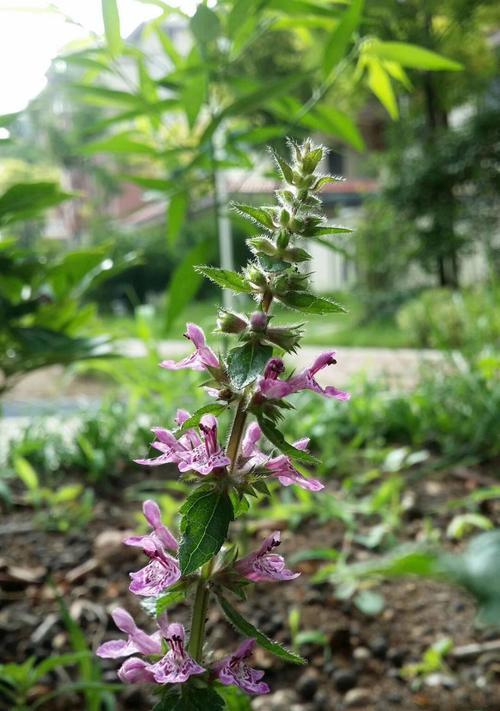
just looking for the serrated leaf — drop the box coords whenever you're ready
[179,488,234,575]
[257,415,319,465]
[217,594,305,665]
[195,266,252,294]
[178,404,228,432]
[153,685,225,711]
[227,342,273,389]
[278,291,346,315]
[232,203,275,230]
[270,149,294,183]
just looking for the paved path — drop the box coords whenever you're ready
[1,340,447,418]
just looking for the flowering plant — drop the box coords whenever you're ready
[97,140,351,709]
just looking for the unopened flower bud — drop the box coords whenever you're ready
[280,209,290,226]
[250,311,267,332]
[276,230,290,249]
[216,309,248,334]
[245,265,267,288]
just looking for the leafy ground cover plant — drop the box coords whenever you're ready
[95,140,352,708]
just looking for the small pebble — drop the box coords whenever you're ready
[333,668,357,692]
[296,670,319,700]
[344,688,372,707]
[353,646,371,661]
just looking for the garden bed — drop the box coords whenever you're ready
[1,463,500,711]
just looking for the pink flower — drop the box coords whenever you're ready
[124,499,178,552]
[177,414,231,476]
[148,623,205,684]
[96,608,162,659]
[135,413,230,477]
[118,657,156,683]
[240,423,324,491]
[259,352,350,401]
[215,639,269,695]
[126,536,181,597]
[114,620,204,686]
[235,531,299,582]
[160,323,219,372]
[267,438,324,491]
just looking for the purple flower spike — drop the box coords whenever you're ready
[236,531,299,582]
[118,657,156,684]
[177,414,231,476]
[160,323,219,372]
[96,607,162,659]
[259,351,350,401]
[148,623,205,684]
[215,639,270,695]
[127,537,181,597]
[134,427,183,467]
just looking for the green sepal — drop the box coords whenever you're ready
[153,684,225,711]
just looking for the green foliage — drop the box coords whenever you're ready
[0,234,138,394]
[396,287,500,352]
[216,593,306,665]
[179,487,234,575]
[227,342,273,389]
[195,267,252,294]
[278,291,346,314]
[0,181,71,227]
[154,684,225,711]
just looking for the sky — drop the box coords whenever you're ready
[0,1,196,115]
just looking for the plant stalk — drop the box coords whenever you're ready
[188,560,213,662]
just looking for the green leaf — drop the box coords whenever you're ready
[270,149,294,183]
[190,4,220,46]
[178,404,228,432]
[101,0,122,57]
[278,291,346,314]
[302,147,323,174]
[153,685,225,711]
[0,182,71,227]
[217,594,306,665]
[195,266,252,294]
[227,342,273,389]
[257,415,319,465]
[179,487,234,575]
[367,60,398,119]
[14,457,39,492]
[353,590,385,616]
[300,107,364,151]
[167,192,188,247]
[370,41,463,72]
[232,203,275,230]
[165,240,213,334]
[323,0,364,75]
[310,225,353,236]
[156,589,188,616]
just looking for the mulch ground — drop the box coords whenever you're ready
[1,463,500,711]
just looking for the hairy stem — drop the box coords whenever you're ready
[226,396,248,474]
[188,560,212,662]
